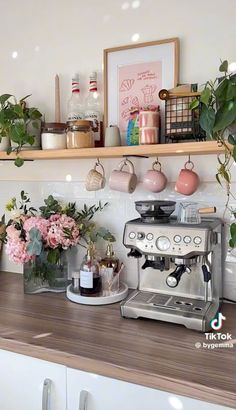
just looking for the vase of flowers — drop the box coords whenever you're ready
[23,250,68,293]
[2,192,115,294]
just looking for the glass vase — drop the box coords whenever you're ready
[23,251,68,294]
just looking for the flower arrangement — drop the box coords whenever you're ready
[2,192,115,293]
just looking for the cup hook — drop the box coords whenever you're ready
[184,154,194,170]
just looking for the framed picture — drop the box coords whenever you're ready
[103,38,179,142]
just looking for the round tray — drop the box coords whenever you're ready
[66,282,129,305]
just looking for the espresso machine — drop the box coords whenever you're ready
[121,201,223,331]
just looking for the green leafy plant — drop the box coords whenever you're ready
[0,94,42,167]
[191,60,236,247]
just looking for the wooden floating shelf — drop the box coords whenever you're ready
[0,141,227,161]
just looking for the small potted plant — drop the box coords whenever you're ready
[191,60,236,247]
[0,94,42,167]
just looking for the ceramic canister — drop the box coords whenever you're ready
[139,127,159,145]
[139,110,159,128]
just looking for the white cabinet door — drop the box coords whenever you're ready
[0,349,66,410]
[67,367,233,410]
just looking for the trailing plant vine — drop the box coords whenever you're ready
[191,60,236,247]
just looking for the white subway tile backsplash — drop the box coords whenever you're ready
[0,156,236,295]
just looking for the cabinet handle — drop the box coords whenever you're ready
[42,378,52,410]
[79,390,88,410]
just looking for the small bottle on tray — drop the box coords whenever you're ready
[79,245,101,296]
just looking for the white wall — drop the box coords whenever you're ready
[0,0,236,299]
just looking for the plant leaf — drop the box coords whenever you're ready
[47,248,60,264]
[19,94,31,103]
[216,173,222,186]
[26,227,42,256]
[14,157,24,167]
[200,87,211,106]
[189,99,199,110]
[213,100,236,132]
[0,94,12,106]
[199,106,215,136]
[229,223,236,248]
[219,60,228,73]
[233,146,236,162]
[228,134,236,145]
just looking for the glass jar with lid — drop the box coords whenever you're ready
[41,122,67,150]
[66,120,94,149]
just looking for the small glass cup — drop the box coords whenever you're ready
[100,267,120,296]
[177,202,201,224]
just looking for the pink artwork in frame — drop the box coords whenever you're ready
[118,61,162,133]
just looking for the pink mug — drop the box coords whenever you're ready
[143,160,167,193]
[175,161,200,196]
[109,159,137,193]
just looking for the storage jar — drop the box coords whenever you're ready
[66,120,94,149]
[41,122,67,150]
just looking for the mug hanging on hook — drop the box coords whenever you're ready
[175,157,200,196]
[85,158,106,191]
[143,157,168,193]
[109,158,137,193]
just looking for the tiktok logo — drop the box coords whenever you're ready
[210,313,226,330]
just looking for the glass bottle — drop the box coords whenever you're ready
[79,245,101,296]
[100,243,119,273]
[84,72,103,145]
[67,74,84,122]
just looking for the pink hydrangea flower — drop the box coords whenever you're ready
[24,216,50,240]
[6,225,21,240]
[5,237,32,264]
[5,212,80,265]
[46,214,80,249]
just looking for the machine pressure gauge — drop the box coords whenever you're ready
[156,236,171,251]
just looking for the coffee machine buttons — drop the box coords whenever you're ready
[146,233,154,241]
[174,235,181,243]
[129,232,136,239]
[183,236,191,244]
[137,232,145,240]
[156,236,171,251]
[194,236,202,245]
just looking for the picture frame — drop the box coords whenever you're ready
[103,38,179,143]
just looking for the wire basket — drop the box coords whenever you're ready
[159,89,206,143]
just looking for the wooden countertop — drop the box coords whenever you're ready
[0,272,235,408]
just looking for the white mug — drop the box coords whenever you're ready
[109,159,137,193]
[86,160,106,191]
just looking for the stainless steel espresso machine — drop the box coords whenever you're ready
[121,201,223,331]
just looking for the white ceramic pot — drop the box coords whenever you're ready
[0,136,10,151]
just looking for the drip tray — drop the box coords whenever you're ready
[130,291,210,316]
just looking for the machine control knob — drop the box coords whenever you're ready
[137,232,145,240]
[194,236,202,245]
[156,236,171,251]
[146,233,154,241]
[129,232,136,239]
[174,235,181,243]
[183,235,191,244]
